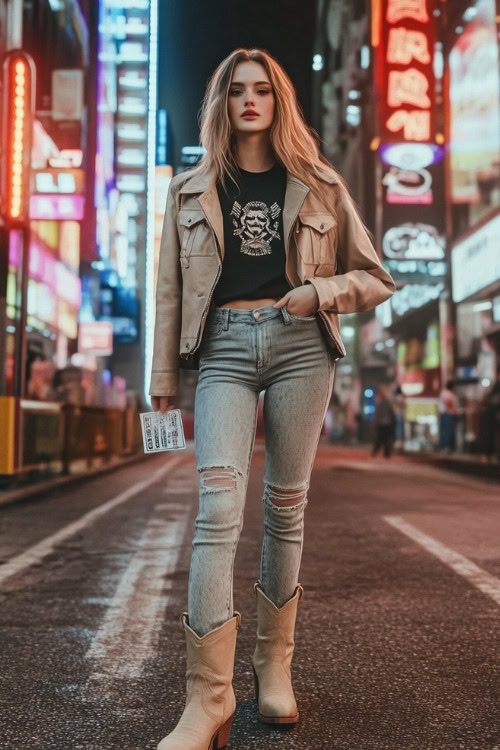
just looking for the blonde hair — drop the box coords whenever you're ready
[186,47,348,210]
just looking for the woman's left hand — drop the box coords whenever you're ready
[273,284,320,316]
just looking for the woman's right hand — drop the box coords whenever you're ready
[151,396,175,414]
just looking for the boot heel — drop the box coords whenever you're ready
[213,712,234,749]
[252,664,259,700]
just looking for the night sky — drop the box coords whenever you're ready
[158,0,318,170]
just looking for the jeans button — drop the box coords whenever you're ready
[253,310,260,320]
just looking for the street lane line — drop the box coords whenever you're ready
[383,515,500,607]
[85,501,190,680]
[0,457,185,588]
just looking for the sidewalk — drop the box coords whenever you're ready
[0,450,158,509]
[402,449,500,481]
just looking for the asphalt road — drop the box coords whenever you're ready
[0,443,499,750]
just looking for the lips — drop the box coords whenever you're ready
[242,111,259,118]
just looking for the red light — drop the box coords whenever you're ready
[387,27,431,65]
[387,68,431,109]
[386,0,429,23]
[1,51,35,225]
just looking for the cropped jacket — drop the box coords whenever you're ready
[149,165,396,397]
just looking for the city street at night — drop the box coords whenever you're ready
[0,0,499,747]
[1,443,499,750]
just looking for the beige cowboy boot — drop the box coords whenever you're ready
[251,581,303,724]
[157,611,241,750]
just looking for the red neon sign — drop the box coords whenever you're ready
[375,0,435,142]
[1,51,35,225]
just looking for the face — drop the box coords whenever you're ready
[228,60,275,135]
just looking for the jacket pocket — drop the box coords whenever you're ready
[178,208,215,264]
[296,212,337,265]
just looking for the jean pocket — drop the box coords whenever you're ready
[203,316,224,338]
[288,311,317,322]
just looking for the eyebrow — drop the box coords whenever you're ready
[230,81,271,87]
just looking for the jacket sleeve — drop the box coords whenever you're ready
[305,187,396,314]
[149,178,182,397]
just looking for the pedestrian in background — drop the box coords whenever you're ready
[149,47,395,750]
[372,385,396,458]
[439,380,457,453]
[393,385,406,452]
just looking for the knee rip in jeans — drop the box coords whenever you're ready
[265,484,308,510]
[198,466,242,493]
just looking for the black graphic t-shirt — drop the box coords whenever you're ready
[214,162,292,306]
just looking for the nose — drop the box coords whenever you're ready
[244,90,255,107]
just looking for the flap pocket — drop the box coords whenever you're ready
[298,213,336,234]
[179,208,206,228]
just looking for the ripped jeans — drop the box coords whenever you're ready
[189,302,335,636]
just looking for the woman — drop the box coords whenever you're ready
[150,48,395,750]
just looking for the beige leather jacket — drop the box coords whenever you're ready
[149,166,395,397]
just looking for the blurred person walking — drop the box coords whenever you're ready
[149,48,395,750]
[371,385,396,459]
[439,380,458,453]
[393,385,406,452]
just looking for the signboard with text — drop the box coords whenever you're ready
[373,0,437,142]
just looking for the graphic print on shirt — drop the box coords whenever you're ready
[230,200,281,256]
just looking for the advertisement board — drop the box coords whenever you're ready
[449,0,500,203]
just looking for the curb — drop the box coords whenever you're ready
[403,453,500,482]
[0,452,155,509]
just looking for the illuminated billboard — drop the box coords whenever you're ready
[449,0,500,203]
[373,0,437,142]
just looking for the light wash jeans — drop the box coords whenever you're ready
[189,302,335,636]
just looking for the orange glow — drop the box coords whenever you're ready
[2,53,33,224]
[386,0,429,24]
[387,68,431,108]
[372,0,382,47]
[385,109,431,140]
[387,27,431,64]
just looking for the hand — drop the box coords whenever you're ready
[272,284,319,316]
[151,396,176,414]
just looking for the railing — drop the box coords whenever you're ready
[0,397,144,478]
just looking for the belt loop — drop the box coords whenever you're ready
[281,303,292,326]
[222,307,229,330]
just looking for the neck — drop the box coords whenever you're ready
[233,132,276,172]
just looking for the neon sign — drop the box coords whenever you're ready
[375,0,436,142]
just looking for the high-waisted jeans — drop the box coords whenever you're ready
[189,302,335,636]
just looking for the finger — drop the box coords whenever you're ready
[159,397,169,414]
[273,292,291,308]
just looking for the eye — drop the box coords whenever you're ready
[258,89,271,95]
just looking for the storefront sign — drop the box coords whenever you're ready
[382,165,432,203]
[78,321,114,357]
[390,282,444,320]
[383,259,447,283]
[382,223,445,260]
[451,214,500,302]
[373,0,436,142]
[379,141,442,169]
[34,168,85,195]
[30,194,84,221]
[449,0,500,203]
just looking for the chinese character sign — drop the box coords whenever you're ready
[374,0,436,142]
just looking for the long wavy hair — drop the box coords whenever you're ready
[186,47,349,210]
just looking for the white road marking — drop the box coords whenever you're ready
[383,515,500,607]
[85,501,190,680]
[0,457,185,588]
